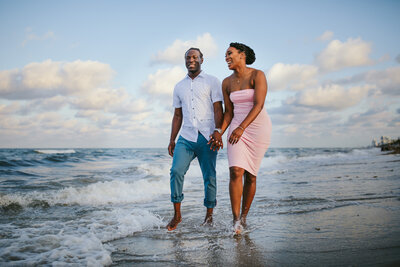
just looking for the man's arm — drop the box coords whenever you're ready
[168,108,183,157]
[213,101,223,129]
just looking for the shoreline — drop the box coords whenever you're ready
[376,138,400,154]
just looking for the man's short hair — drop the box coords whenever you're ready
[185,47,203,59]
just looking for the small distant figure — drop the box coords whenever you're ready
[166,47,223,231]
[209,42,272,234]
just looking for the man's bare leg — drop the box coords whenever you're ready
[202,207,213,225]
[166,202,182,231]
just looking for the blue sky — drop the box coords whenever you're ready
[0,0,399,148]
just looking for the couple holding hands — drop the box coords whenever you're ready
[167,43,271,234]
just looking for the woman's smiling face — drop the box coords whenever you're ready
[225,46,243,70]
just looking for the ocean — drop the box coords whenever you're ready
[0,147,399,266]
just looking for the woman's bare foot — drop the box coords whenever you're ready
[166,216,182,231]
[233,220,243,235]
[240,215,247,228]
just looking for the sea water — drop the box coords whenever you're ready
[0,147,399,266]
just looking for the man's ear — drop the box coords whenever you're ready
[200,57,204,64]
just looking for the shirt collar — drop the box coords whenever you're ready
[186,70,205,80]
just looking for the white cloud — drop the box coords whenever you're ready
[336,66,400,96]
[33,95,68,111]
[290,84,372,110]
[141,66,186,96]
[70,87,129,110]
[151,33,218,65]
[0,102,21,115]
[317,31,334,41]
[13,96,68,115]
[267,63,318,91]
[346,108,395,129]
[316,38,373,71]
[22,28,55,47]
[0,59,151,136]
[0,59,114,100]
[363,66,400,95]
[61,60,114,93]
[283,125,298,134]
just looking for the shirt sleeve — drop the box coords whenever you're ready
[211,76,223,103]
[172,85,182,108]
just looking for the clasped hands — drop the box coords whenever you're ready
[208,131,223,151]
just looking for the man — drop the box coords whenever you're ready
[167,47,223,231]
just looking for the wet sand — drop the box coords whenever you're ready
[110,197,400,266]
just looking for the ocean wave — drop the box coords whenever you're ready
[0,208,163,266]
[0,177,170,208]
[334,195,398,202]
[0,170,38,177]
[276,202,353,215]
[259,194,398,215]
[34,149,76,154]
[0,160,15,167]
[259,197,331,207]
[261,148,382,169]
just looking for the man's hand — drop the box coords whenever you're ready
[168,140,176,157]
[208,131,223,151]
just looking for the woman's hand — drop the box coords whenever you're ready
[208,131,223,151]
[229,127,244,145]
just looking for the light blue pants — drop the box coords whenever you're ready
[170,133,217,208]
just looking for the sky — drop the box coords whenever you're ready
[0,0,399,148]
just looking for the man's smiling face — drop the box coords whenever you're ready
[185,49,203,73]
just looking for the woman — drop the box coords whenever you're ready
[210,42,271,234]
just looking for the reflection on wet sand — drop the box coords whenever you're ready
[232,233,266,266]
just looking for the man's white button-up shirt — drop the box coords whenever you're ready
[173,71,222,142]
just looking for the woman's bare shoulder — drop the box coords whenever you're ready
[248,68,264,76]
[223,74,234,83]
[222,75,233,88]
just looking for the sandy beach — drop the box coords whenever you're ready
[110,187,400,267]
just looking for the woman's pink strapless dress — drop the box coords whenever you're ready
[227,89,271,176]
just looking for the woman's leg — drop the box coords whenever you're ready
[240,171,257,226]
[229,166,245,222]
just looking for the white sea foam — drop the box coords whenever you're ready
[34,149,76,154]
[262,155,289,167]
[0,208,163,266]
[137,162,171,177]
[0,177,171,207]
[266,148,380,166]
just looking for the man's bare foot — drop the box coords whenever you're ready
[201,214,213,226]
[233,220,243,235]
[166,216,182,231]
[201,208,213,226]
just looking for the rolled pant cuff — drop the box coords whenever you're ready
[204,199,217,209]
[171,194,184,203]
